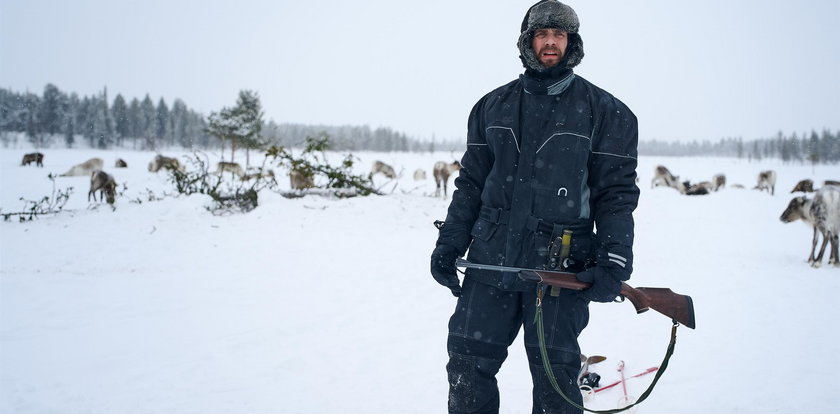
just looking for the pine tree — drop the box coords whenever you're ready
[206,90,265,166]
[64,117,75,148]
[94,88,114,149]
[40,83,64,136]
[140,95,156,149]
[171,99,191,148]
[63,92,78,148]
[26,104,39,147]
[112,94,129,146]
[156,98,170,146]
[128,98,142,147]
[808,130,820,167]
[824,129,840,162]
[231,90,265,166]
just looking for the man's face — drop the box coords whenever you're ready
[531,28,568,68]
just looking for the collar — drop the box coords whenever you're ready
[520,69,575,95]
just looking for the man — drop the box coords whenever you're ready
[430,1,640,413]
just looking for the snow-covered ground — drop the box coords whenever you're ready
[1,147,838,413]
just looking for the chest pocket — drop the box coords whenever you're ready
[531,132,591,221]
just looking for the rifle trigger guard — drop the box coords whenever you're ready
[614,295,626,303]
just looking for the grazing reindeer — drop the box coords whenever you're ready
[712,174,726,191]
[290,168,314,190]
[88,170,117,204]
[754,170,777,195]
[433,161,462,198]
[21,152,44,167]
[650,165,686,194]
[780,186,840,267]
[371,160,397,179]
[115,158,128,168]
[241,168,275,181]
[413,168,427,181]
[685,181,714,196]
[215,161,245,178]
[62,158,104,176]
[791,179,814,193]
[686,174,726,195]
[148,155,183,173]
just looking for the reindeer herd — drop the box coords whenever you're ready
[18,152,465,206]
[369,159,461,198]
[652,164,840,268]
[18,152,839,268]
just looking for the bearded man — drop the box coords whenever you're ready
[430,1,640,413]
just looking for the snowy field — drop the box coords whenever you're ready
[1,146,839,413]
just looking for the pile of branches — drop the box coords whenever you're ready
[266,133,380,198]
[2,174,73,222]
[168,152,277,214]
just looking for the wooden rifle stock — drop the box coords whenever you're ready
[455,259,696,329]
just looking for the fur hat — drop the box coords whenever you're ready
[518,0,584,71]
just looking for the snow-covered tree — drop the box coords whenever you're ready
[156,98,170,146]
[206,90,265,166]
[140,95,156,149]
[40,83,64,136]
[112,94,129,146]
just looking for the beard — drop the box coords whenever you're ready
[536,45,564,68]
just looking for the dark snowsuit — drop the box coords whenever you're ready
[437,69,640,413]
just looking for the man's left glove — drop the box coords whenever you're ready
[575,266,624,303]
[430,244,462,297]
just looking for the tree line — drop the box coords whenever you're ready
[3,84,835,162]
[0,84,212,150]
[0,84,459,153]
[640,131,840,164]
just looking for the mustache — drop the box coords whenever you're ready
[537,46,561,54]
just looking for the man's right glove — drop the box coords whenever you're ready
[575,266,624,303]
[430,244,462,297]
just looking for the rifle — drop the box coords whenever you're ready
[455,258,695,329]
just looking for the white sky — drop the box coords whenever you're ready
[2,0,838,143]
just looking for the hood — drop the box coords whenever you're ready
[517,0,585,73]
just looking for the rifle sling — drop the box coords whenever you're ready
[535,287,680,413]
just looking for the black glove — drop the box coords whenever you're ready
[575,266,623,303]
[430,244,462,297]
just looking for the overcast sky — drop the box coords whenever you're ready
[2,0,838,143]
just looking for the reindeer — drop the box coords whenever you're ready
[650,165,686,194]
[62,158,104,176]
[712,174,726,191]
[413,168,427,181]
[780,186,840,267]
[215,161,245,178]
[686,173,726,195]
[241,168,275,181]
[290,168,314,190]
[754,170,777,195]
[88,170,117,204]
[685,181,714,196]
[433,161,462,198]
[148,155,183,173]
[21,152,44,167]
[371,160,397,179]
[811,186,840,266]
[790,179,814,193]
[115,158,128,168]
